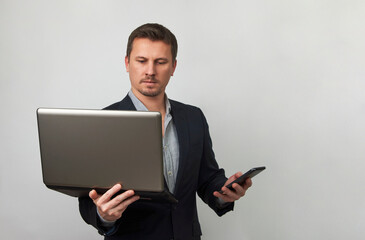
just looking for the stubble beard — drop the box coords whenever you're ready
[138,77,162,97]
[138,88,162,97]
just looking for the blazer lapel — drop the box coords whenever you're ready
[119,95,136,110]
[170,100,189,196]
[108,96,188,196]
[104,95,136,111]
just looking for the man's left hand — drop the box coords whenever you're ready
[213,172,252,202]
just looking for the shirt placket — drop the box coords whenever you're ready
[163,114,175,193]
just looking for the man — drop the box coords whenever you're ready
[79,23,252,240]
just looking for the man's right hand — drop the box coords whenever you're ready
[89,183,140,222]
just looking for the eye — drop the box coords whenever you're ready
[156,60,167,65]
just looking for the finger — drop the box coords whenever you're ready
[213,191,227,200]
[98,184,122,205]
[235,171,243,178]
[103,190,136,211]
[228,178,253,198]
[89,189,100,201]
[113,194,140,213]
[213,191,235,202]
[220,186,241,201]
[104,195,140,221]
[243,178,253,190]
[98,190,139,221]
[231,183,246,197]
[225,171,243,186]
[226,173,239,184]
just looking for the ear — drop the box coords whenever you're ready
[125,56,130,72]
[171,60,177,76]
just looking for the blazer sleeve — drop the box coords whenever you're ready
[195,109,234,216]
[79,196,133,236]
[78,96,135,236]
[78,197,115,236]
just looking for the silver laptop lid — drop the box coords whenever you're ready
[37,108,164,194]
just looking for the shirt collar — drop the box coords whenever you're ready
[128,90,172,115]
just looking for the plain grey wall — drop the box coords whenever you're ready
[1,0,365,239]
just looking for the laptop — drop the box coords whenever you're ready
[37,108,177,203]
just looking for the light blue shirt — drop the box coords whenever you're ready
[98,90,180,227]
[98,91,229,229]
[128,90,180,194]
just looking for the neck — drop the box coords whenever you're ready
[131,89,166,114]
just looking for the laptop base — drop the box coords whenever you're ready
[46,185,178,203]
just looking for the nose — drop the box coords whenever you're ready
[145,61,156,76]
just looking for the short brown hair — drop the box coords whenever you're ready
[126,23,178,63]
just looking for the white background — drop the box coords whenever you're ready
[1,0,365,239]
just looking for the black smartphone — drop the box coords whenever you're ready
[219,166,266,194]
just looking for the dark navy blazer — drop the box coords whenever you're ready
[79,95,234,240]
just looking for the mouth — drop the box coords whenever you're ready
[140,79,158,87]
[141,80,157,83]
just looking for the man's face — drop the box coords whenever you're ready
[125,38,177,98]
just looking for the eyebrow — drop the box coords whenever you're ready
[135,56,169,62]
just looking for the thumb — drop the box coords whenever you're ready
[235,171,243,178]
[226,172,243,185]
[226,174,237,185]
[89,189,99,201]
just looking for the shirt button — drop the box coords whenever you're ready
[168,171,173,176]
